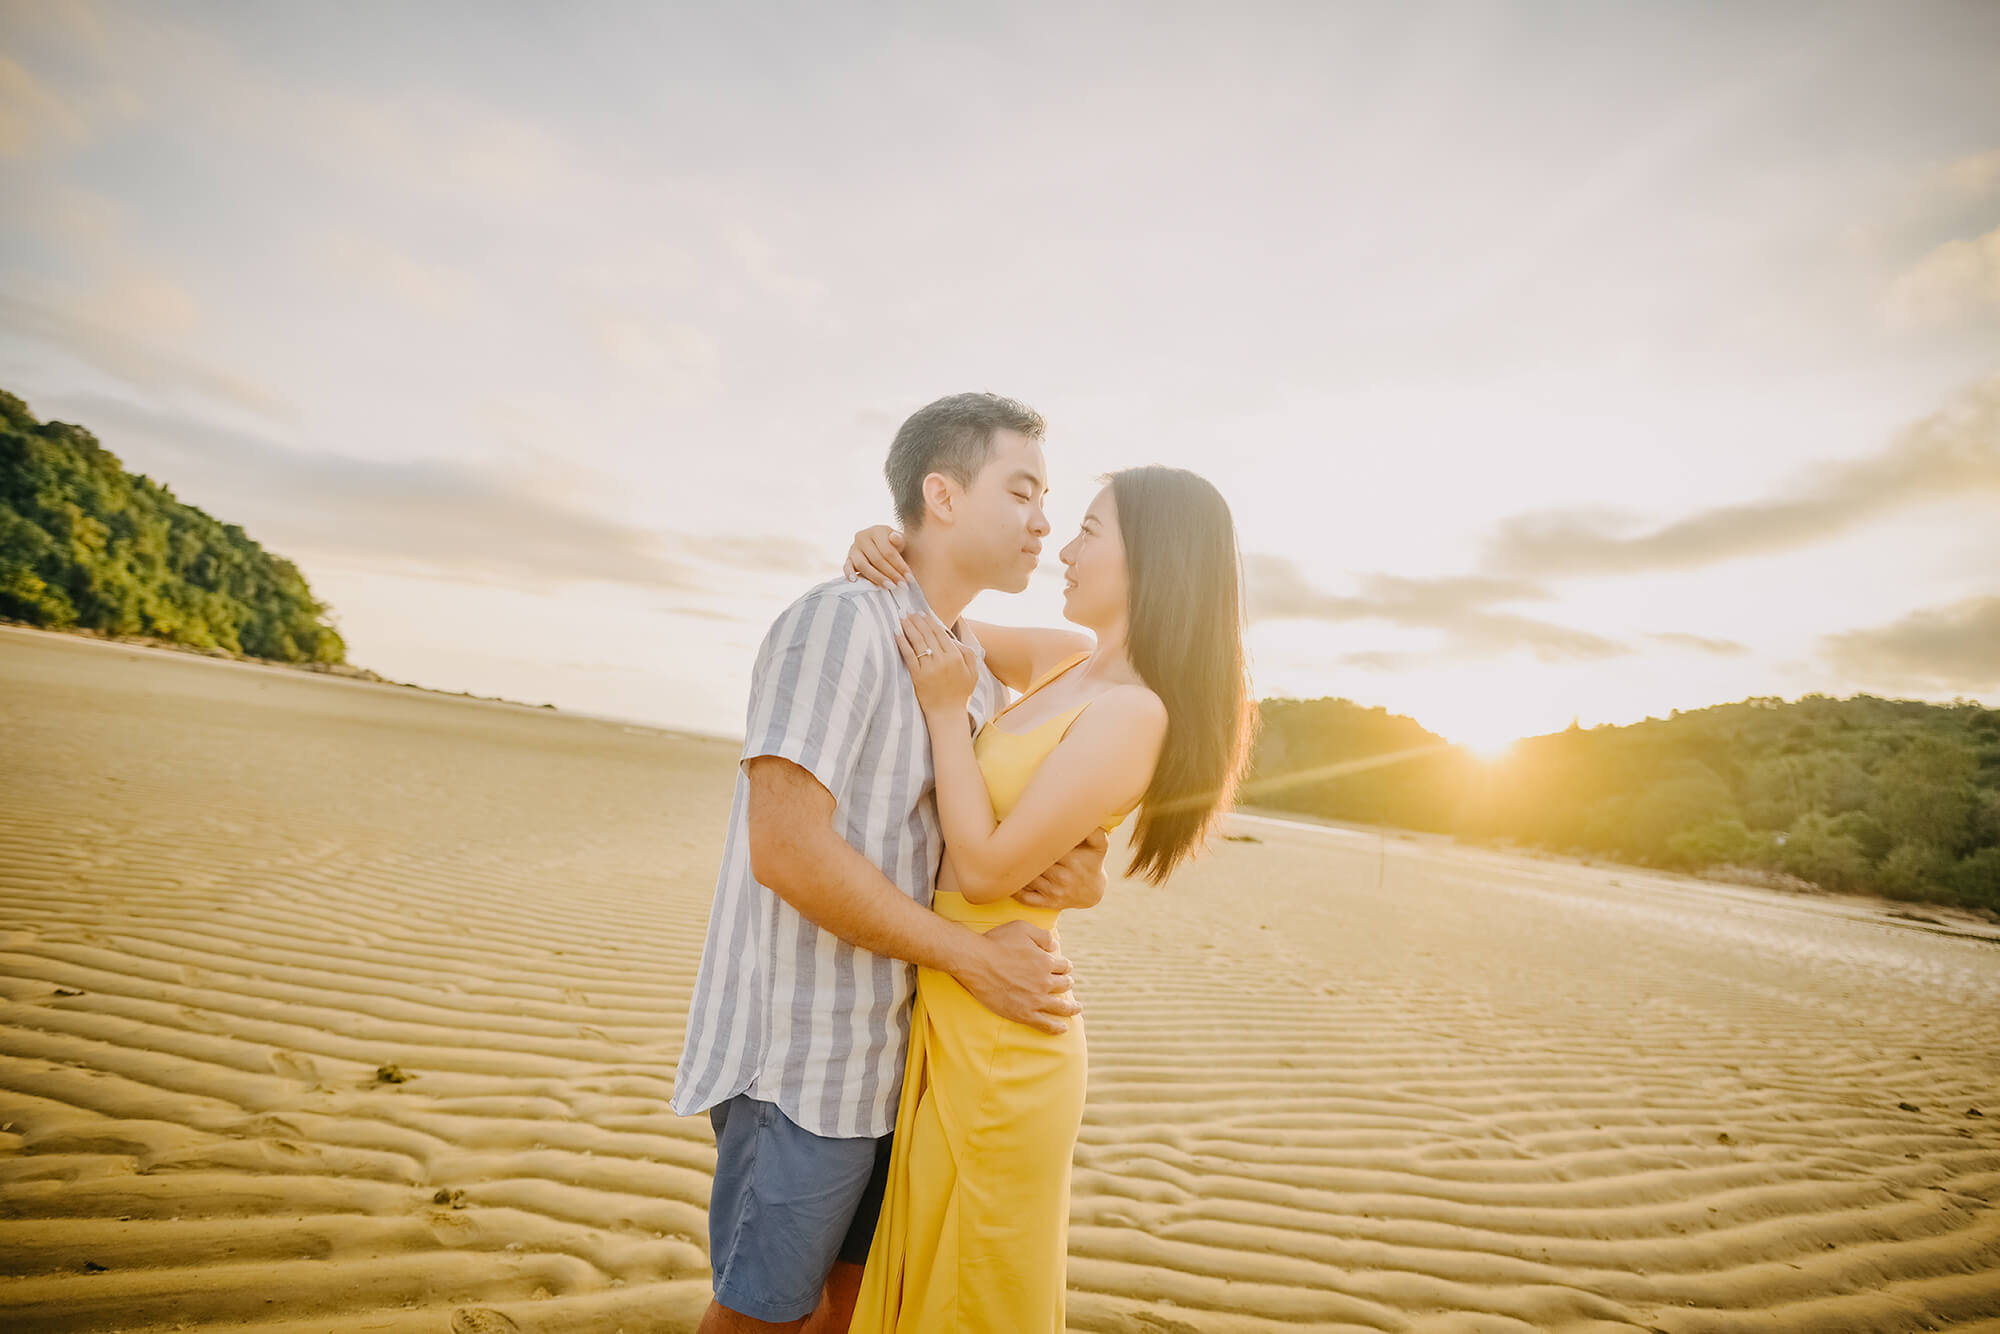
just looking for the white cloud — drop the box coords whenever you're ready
[315,230,476,321]
[0,292,289,418]
[588,310,722,401]
[1485,372,2000,574]
[725,225,836,330]
[1938,149,2000,198]
[0,50,88,157]
[1885,224,2000,330]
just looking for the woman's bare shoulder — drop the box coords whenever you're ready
[1079,682,1168,737]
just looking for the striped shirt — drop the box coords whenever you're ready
[671,575,1006,1138]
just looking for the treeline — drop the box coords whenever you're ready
[1248,694,2000,914]
[0,390,345,664]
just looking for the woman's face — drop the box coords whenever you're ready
[1057,485,1128,630]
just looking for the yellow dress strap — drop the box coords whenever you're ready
[991,651,1092,727]
[1014,650,1091,704]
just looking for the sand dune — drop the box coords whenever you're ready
[4,625,1999,1332]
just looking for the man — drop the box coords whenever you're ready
[673,392,1110,1333]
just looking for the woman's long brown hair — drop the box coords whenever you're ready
[1109,466,1256,883]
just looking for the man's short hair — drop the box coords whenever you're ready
[883,392,1046,529]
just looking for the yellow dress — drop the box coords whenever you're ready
[849,652,1136,1333]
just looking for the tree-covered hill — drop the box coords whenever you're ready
[1249,694,2000,914]
[0,390,345,664]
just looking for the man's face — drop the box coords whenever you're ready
[949,429,1051,594]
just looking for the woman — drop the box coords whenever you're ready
[839,465,1255,1332]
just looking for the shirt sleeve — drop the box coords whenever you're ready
[740,591,887,803]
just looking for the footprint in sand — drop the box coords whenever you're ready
[428,1210,476,1244]
[268,1050,321,1086]
[450,1310,520,1334]
[177,1005,223,1033]
[1131,1315,1203,1334]
[561,987,589,1005]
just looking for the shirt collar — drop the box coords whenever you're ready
[892,574,996,729]
[892,575,989,665]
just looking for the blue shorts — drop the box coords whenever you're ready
[706,1093,893,1323]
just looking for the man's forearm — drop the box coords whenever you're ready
[760,826,975,974]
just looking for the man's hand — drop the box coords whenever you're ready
[1014,829,1110,911]
[950,920,1078,1034]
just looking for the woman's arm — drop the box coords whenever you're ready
[897,613,1165,903]
[962,620,1094,694]
[931,690,1165,902]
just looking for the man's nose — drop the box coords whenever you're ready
[1030,505,1051,537]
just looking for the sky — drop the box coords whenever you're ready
[2,0,1997,750]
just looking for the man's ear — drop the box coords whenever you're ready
[921,472,956,526]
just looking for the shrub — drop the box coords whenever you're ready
[1778,812,1869,892]
[1875,842,1955,901]
[1949,848,2000,913]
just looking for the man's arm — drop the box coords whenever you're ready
[1013,828,1110,910]
[745,755,1080,1034]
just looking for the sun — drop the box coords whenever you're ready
[1445,723,1520,762]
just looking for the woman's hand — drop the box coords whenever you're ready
[895,613,978,717]
[843,525,910,587]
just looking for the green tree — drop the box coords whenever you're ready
[1666,816,1771,869]
[1950,848,2000,913]
[1778,812,1870,892]
[1877,842,1955,901]
[0,390,345,664]
[1870,736,1980,856]
[1828,810,1893,864]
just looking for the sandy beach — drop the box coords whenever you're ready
[3,624,1998,1333]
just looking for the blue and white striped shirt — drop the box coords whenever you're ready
[671,576,1005,1138]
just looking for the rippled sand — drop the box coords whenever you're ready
[4,625,1999,1332]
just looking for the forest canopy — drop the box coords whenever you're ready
[1249,693,2000,914]
[0,390,345,665]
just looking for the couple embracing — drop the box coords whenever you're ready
[672,392,1253,1332]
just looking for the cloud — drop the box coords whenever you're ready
[3,183,210,341]
[1884,224,2000,330]
[1484,371,2000,576]
[0,50,89,157]
[700,534,827,579]
[5,3,599,204]
[587,309,721,401]
[48,394,828,592]
[1245,554,1628,662]
[724,225,837,331]
[315,230,476,321]
[1937,149,2000,200]
[0,291,290,418]
[1822,595,2000,695]
[1648,631,1749,656]
[1340,649,1420,671]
